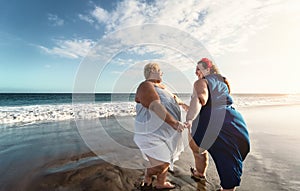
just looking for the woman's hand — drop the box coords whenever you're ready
[180,103,189,111]
[175,121,187,133]
[184,120,193,129]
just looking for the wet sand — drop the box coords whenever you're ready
[1,105,299,191]
[239,105,300,191]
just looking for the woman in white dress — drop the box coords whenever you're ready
[134,63,186,190]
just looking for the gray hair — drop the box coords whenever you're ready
[144,62,160,79]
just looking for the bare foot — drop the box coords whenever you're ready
[155,181,175,189]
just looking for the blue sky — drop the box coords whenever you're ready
[0,0,299,93]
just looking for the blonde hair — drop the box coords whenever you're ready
[144,62,160,79]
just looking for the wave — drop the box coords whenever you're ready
[1,94,300,126]
[0,102,136,126]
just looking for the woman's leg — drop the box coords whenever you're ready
[143,168,154,186]
[146,155,175,189]
[188,133,209,177]
[155,163,175,189]
[143,155,159,185]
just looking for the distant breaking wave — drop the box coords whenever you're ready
[1,94,300,126]
[0,102,136,126]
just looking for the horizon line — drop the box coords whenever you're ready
[0,92,297,95]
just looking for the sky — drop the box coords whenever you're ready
[0,0,299,93]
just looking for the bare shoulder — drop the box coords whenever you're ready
[136,81,160,108]
[138,81,154,89]
[193,79,209,105]
[137,81,155,94]
[194,79,208,89]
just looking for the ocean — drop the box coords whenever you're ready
[1,93,300,190]
[1,93,300,127]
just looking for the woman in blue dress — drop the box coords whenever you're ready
[185,58,250,191]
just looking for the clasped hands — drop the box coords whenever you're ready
[176,120,193,132]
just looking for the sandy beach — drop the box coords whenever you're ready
[1,104,299,191]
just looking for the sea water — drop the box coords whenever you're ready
[1,93,300,190]
[1,93,300,127]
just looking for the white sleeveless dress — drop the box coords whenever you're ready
[134,86,184,170]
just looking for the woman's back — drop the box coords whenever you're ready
[192,74,249,153]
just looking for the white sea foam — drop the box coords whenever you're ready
[232,94,300,108]
[0,102,136,125]
[1,94,299,126]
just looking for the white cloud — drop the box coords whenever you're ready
[110,58,135,66]
[71,0,297,93]
[44,0,285,63]
[39,39,95,59]
[92,6,110,23]
[77,0,283,63]
[47,14,64,26]
[78,14,94,24]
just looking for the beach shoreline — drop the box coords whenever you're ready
[1,104,299,191]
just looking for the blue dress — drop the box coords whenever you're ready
[191,74,250,189]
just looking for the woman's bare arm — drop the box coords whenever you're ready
[185,79,209,124]
[136,81,181,130]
